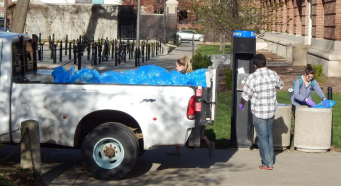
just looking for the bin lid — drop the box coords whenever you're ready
[233,31,256,38]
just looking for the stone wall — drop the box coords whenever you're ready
[24,4,119,41]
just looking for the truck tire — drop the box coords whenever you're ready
[81,122,139,180]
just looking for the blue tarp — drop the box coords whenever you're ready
[52,65,207,87]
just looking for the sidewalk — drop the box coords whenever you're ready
[1,144,340,186]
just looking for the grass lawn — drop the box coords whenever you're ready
[196,44,231,55]
[206,91,341,149]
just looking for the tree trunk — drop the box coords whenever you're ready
[219,34,222,51]
[11,0,30,33]
[222,34,225,55]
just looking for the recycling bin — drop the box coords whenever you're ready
[294,106,332,152]
[254,104,292,150]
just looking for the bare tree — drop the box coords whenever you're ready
[11,0,30,33]
[190,0,284,50]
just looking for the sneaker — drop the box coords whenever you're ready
[259,164,273,170]
[209,142,215,157]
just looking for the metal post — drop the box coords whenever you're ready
[93,40,97,65]
[50,36,53,59]
[59,41,62,62]
[20,120,41,174]
[38,43,41,62]
[53,44,57,64]
[48,35,51,49]
[136,0,141,67]
[94,42,98,66]
[73,42,77,64]
[32,34,37,72]
[111,39,114,60]
[69,42,72,60]
[78,41,82,70]
[146,40,148,61]
[148,43,150,60]
[156,42,158,56]
[328,87,332,100]
[41,43,44,62]
[87,42,91,61]
[115,42,117,66]
[65,35,68,55]
[142,42,144,63]
[132,41,134,60]
[98,39,102,64]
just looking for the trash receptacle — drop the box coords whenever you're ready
[294,106,332,152]
[254,103,292,150]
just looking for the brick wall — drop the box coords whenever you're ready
[312,0,324,38]
[263,0,340,41]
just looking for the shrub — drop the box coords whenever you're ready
[313,65,325,84]
[223,68,233,90]
[192,53,212,70]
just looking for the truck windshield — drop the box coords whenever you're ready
[12,39,34,79]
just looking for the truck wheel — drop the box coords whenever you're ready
[81,122,139,180]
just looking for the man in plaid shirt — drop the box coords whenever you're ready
[239,54,284,170]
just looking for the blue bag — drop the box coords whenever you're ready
[313,100,336,108]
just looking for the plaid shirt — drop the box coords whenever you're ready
[241,67,284,119]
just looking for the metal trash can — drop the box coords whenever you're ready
[253,103,292,150]
[294,106,332,152]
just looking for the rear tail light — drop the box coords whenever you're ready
[187,96,196,120]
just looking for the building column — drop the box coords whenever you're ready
[334,0,341,40]
[282,0,287,33]
[304,0,312,45]
[287,0,294,34]
[165,0,178,38]
[293,0,302,35]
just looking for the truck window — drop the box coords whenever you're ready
[12,39,34,81]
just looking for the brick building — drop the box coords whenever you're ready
[261,0,341,77]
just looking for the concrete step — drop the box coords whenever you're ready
[268,66,305,75]
[256,49,287,63]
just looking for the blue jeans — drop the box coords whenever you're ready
[252,114,274,166]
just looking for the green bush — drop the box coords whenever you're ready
[223,68,233,90]
[192,53,212,70]
[313,65,325,84]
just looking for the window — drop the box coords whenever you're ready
[0,12,4,18]
[12,38,34,81]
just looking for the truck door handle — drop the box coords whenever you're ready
[141,99,156,103]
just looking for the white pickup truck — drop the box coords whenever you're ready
[0,33,219,180]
